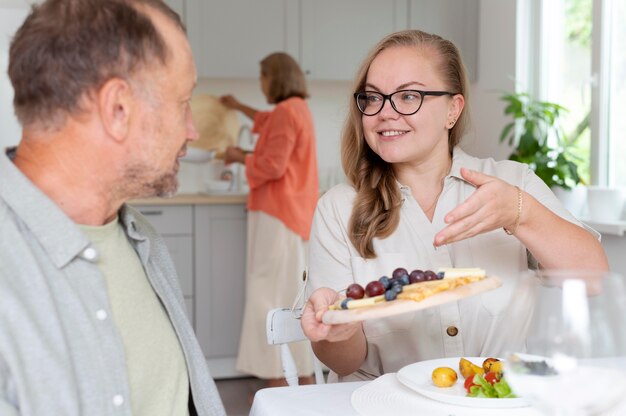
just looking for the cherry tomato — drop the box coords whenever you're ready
[464,375,478,393]
[484,371,500,385]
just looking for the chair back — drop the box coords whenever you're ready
[266,308,325,386]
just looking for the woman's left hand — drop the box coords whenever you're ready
[223,145,246,165]
[434,167,521,246]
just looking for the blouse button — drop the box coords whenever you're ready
[446,326,459,337]
[96,309,107,321]
[112,394,124,407]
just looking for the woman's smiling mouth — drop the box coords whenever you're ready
[379,129,409,138]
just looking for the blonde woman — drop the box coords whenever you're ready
[300,30,607,382]
[221,52,318,388]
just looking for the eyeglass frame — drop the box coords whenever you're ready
[353,89,457,116]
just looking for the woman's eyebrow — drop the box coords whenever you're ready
[363,81,426,91]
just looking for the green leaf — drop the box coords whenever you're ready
[499,123,515,144]
[498,91,582,190]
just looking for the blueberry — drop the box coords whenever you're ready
[384,289,398,301]
[399,274,410,286]
[391,283,403,294]
[340,298,350,309]
[392,267,409,280]
[437,271,445,280]
[378,275,391,290]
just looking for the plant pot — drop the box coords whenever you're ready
[586,187,625,223]
[551,185,588,218]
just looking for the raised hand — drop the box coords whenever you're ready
[434,167,521,247]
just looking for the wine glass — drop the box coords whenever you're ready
[504,269,626,415]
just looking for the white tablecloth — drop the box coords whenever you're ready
[250,358,626,416]
[249,381,366,416]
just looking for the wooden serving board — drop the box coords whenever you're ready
[322,276,502,325]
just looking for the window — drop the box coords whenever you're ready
[522,0,625,187]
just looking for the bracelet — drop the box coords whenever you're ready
[503,186,523,235]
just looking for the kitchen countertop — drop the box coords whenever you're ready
[130,192,248,206]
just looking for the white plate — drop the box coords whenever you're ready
[397,357,530,408]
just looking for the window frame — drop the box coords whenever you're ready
[520,0,616,187]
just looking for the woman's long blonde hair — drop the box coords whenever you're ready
[342,30,470,258]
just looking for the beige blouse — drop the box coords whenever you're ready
[307,147,598,382]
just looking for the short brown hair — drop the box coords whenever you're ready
[260,52,309,104]
[342,30,470,258]
[8,0,184,129]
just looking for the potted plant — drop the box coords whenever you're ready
[499,92,588,215]
[499,92,584,189]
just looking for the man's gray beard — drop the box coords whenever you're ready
[122,165,179,199]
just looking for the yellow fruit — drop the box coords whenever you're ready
[459,358,484,379]
[432,367,458,387]
[482,357,501,373]
[488,360,504,374]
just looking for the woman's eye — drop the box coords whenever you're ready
[366,94,382,103]
[401,92,419,101]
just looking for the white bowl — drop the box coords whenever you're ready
[205,179,232,193]
[180,147,215,163]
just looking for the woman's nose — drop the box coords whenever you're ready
[378,97,399,119]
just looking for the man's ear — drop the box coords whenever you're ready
[97,78,132,142]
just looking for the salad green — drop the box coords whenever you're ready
[467,373,517,398]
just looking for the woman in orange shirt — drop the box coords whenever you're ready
[220,52,319,388]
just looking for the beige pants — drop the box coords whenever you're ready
[235,211,313,378]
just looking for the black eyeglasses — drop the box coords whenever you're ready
[353,89,456,116]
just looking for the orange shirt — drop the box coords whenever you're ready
[245,97,319,240]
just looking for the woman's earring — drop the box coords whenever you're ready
[448,119,457,128]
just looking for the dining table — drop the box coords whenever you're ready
[249,358,626,416]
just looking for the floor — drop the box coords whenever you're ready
[215,376,265,416]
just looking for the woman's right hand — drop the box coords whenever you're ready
[219,94,240,110]
[300,287,363,343]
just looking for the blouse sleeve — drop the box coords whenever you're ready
[245,105,297,189]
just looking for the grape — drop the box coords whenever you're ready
[392,267,409,280]
[365,281,385,297]
[346,283,365,299]
[409,269,426,283]
[424,270,438,281]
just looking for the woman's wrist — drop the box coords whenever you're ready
[503,186,523,235]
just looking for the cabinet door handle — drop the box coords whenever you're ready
[140,210,163,216]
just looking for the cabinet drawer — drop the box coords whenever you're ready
[135,205,193,235]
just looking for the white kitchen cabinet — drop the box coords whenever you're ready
[134,201,248,378]
[179,0,479,82]
[184,0,298,78]
[194,204,247,378]
[299,0,408,80]
[408,0,479,82]
[136,205,194,322]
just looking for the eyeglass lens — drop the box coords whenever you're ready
[356,90,423,116]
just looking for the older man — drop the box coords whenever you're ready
[0,0,225,415]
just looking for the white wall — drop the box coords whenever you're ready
[461,0,517,161]
[0,5,28,150]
